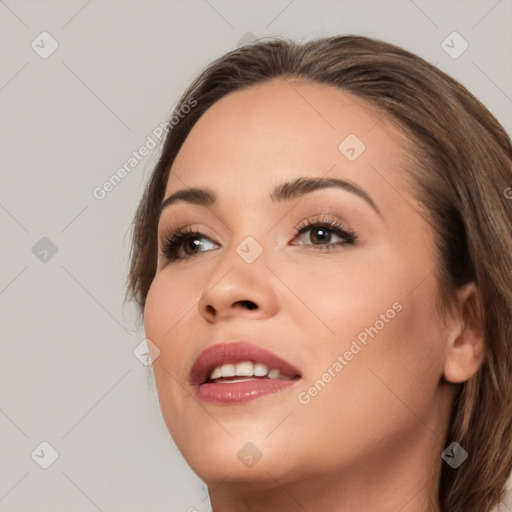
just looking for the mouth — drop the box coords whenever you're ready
[189,341,302,405]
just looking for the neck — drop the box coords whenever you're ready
[208,426,444,512]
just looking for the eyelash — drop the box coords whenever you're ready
[160,216,357,264]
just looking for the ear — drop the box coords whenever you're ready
[443,282,486,384]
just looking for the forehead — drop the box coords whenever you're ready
[166,79,416,214]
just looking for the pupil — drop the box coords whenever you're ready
[312,228,330,244]
[185,238,201,254]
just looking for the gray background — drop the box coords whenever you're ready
[1,0,511,510]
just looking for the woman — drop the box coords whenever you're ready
[126,36,512,511]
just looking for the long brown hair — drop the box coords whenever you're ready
[126,36,512,511]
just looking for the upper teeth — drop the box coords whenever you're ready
[209,362,292,381]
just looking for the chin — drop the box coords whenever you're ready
[174,430,299,485]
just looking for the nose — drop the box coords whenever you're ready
[197,249,281,324]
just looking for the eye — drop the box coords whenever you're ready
[159,216,357,265]
[160,226,219,263]
[291,217,357,250]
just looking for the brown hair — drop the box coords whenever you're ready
[126,35,512,511]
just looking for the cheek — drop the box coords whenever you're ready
[143,273,201,378]
[143,278,169,342]
[144,272,196,342]
[284,282,445,468]
[143,274,203,439]
[290,253,444,418]
[279,248,403,360]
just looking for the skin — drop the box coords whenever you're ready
[143,79,485,512]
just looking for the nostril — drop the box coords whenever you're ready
[236,300,258,310]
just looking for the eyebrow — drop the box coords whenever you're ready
[159,176,382,219]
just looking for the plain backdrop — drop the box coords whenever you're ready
[1,1,511,510]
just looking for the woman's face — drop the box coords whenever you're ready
[144,79,454,489]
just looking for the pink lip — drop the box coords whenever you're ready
[189,341,302,405]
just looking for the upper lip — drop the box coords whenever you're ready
[189,341,302,386]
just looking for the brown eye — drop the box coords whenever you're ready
[292,220,356,248]
[308,226,333,244]
[161,229,219,262]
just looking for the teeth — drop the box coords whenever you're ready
[208,361,293,381]
[220,364,235,377]
[210,367,222,380]
[254,363,268,377]
[235,362,254,376]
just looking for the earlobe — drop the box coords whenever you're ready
[443,282,486,384]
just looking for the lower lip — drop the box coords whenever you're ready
[195,378,300,404]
